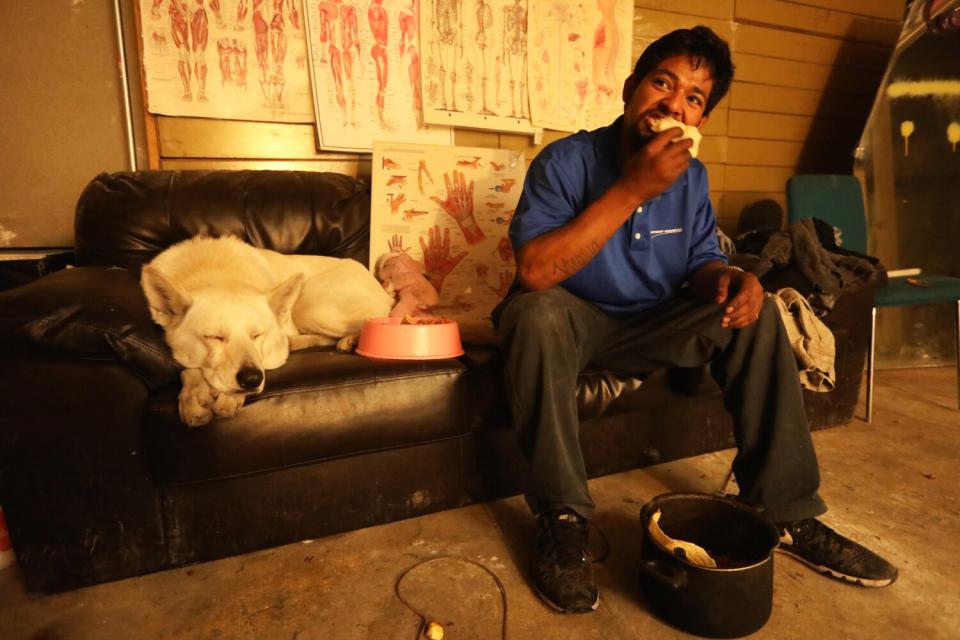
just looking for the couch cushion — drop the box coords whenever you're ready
[144,349,468,486]
[0,267,180,389]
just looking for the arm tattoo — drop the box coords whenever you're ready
[552,240,601,278]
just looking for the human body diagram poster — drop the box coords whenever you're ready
[304,0,453,151]
[370,143,525,340]
[527,0,633,132]
[420,0,538,134]
[139,0,314,122]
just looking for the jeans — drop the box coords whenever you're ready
[492,286,828,524]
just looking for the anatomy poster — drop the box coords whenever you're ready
[420,0,538,134]
[304,0,453,151]
[527,0,633,132]
[370,142,525,341]
[140,0,314,122]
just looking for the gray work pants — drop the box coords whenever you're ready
[492,286,828,524]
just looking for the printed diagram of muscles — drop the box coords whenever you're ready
[141,0,313,122]
[368,0,388,125]
[151,0,210,102]
[527,0,631,132]
[317,0,361,126]
[399,1,426,129]
[305,0,452,151]
[250,0,302,109]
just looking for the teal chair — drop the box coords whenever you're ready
[786,174,960,422]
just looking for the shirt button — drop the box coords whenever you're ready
[634,232,642,240]
[636,206,643,214]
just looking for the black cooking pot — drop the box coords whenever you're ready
[638,492,780,638]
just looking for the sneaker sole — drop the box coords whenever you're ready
[776,547,896,588]
[534,585,600,614]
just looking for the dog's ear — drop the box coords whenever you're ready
[141,265,193,327]
[268,273,305,319]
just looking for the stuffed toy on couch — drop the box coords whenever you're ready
[375,250,439,318]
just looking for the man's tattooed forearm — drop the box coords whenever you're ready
[552,241,601,277]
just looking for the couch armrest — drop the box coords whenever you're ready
[0,267,179,389]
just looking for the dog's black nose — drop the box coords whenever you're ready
[236,367,264,390]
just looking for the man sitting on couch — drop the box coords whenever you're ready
[492,25,898,614]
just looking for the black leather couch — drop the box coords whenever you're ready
[0,171,873,592]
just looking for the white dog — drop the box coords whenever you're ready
[141,235,394,427]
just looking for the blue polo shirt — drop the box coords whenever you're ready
[509,116,726,314]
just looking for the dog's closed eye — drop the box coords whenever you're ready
[204,335,226,342]
[251,332,264,340]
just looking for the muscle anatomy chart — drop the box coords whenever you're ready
[140,0,314,122]
[304,0,452,151]
[527,0,632,132]
[420,0,538,134]
[370,142,525,341]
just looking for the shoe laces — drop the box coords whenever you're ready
[540,510,590,568]
[785,518,872,563]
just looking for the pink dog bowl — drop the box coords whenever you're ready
[356,317,464,360]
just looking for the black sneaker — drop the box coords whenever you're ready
[777,518,898,587]
[532,509,600,613]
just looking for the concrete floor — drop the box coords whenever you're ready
[1,366,958,639]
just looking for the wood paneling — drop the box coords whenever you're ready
[631,9,734,53]
[727,110,861,146]
[634,0,734,20]
[726,138,853,169]
[734,53,884,94]
[782,0,904,21]
[729,82,875,117]
[725,165,795,192]
[734,23,891,69]
[735,0,901,45]
[158,118,324,159]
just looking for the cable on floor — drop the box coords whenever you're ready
[395,555,509,640]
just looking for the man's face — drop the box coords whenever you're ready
[621,54,714,152]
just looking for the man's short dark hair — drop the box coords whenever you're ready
[631,26,734,116]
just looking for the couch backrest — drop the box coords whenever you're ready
[74,171,373,270]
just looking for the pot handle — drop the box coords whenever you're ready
[639,557,688,591]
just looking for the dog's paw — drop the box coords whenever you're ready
[179,369,215,427]
[336,334,359,352]
[212,391,245,418]
[179,392,214,427]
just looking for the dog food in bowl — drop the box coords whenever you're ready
[356,316,464,360]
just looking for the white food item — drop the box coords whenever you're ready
[651,116,703,158]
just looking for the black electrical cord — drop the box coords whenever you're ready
[395,555,509,640]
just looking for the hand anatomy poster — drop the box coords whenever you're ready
[304,0,453,151]
[527,0,633,132]
[370,143,525,340]
[419,0,538,134]
[140,0,315,122]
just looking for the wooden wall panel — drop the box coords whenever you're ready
[780,0,905,21]
[733,23,890,69]
[728,82,874,117]
[734,53,883,93]
[735,0,901,45]
[634,0,734,20]
[158,118,323,159]
[727,111,860,146]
